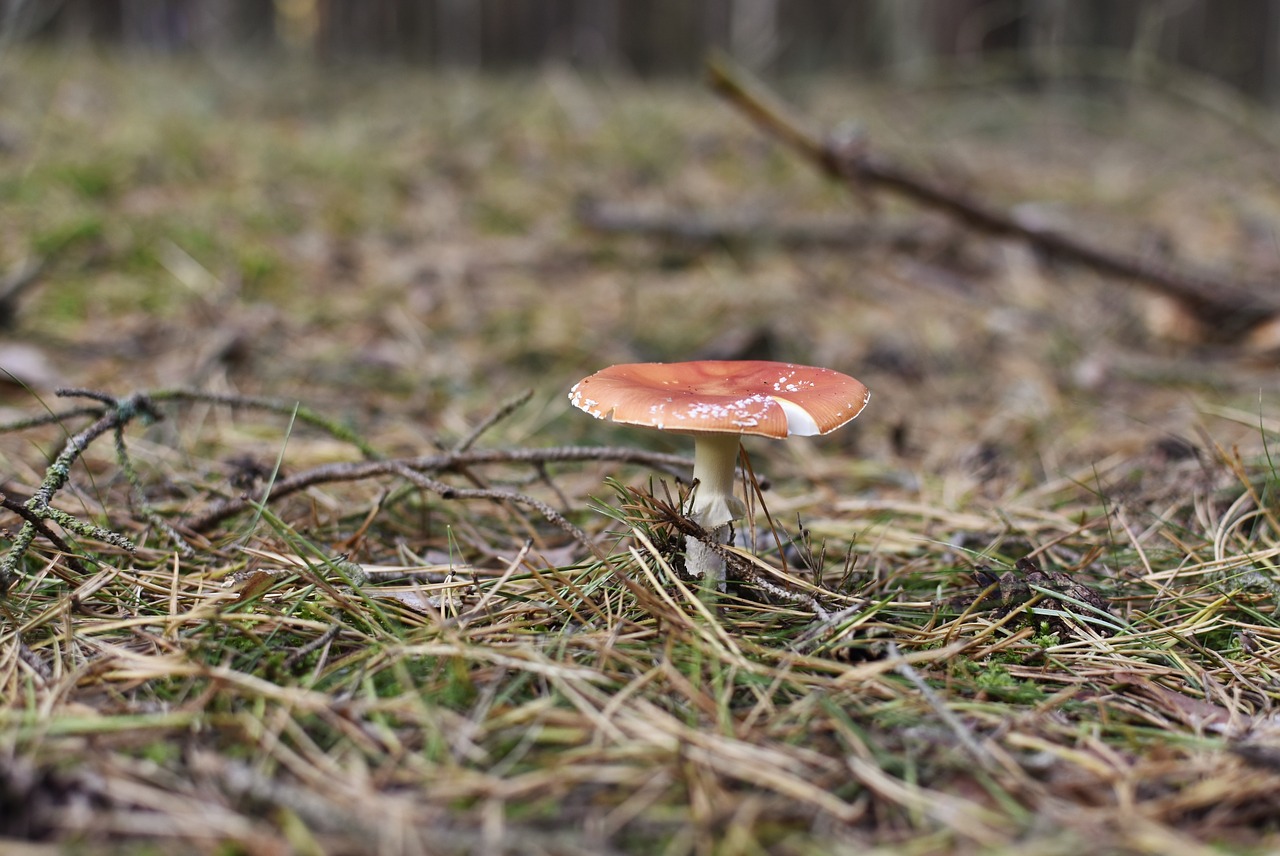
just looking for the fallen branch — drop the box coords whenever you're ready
[183,445,696,533]
[0,387,697,595]
[577,197,939,252]
[706,54,1280,340]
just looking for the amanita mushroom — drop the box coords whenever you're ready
[569,360,870,586]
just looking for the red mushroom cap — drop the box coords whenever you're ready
[569,360,870,439]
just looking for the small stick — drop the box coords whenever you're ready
[649,492,836,618]
[887,641,994,769]
[534,461,572,512]
[0,256,46,327]
[282,623,342,672]
[0,406,106,433]
[454,388,533,453]
[114,423,195,557]
[448,388,538,539]
[390,464,596,553]
[13,636,52,682]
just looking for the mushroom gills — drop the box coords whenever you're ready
[773,397,820,435]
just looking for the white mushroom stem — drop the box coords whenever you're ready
[686,432,747,589]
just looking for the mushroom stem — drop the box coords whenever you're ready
[686,433,746,588]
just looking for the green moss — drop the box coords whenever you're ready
[55,161,121,200]
[31,216,103,256]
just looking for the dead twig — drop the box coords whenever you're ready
[706,53,1280,340]
[886,641,994,769]
[0,386,388,592]
[185,445,694,533]
[282,624,343,672]
[0,493,91,592]
[0,390,148,593]
[454,388,533,453]
[0,405,106,433]
[389,463,596,555]
[633,483,840,619]
[0,256,46,328]
[112,421,196,559]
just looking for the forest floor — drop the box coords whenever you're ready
[3,49,1280,855]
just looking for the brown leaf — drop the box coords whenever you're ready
[232,571,279,604]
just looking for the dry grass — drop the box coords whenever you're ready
[2,49,1280,855]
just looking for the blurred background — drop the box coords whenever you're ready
[2,0,1279,488]
[18,0,1280,103]
[6,8,1280,854]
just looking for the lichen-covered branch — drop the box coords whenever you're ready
[0,391,152,592]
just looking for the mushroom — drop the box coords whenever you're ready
[569,360,870,587]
